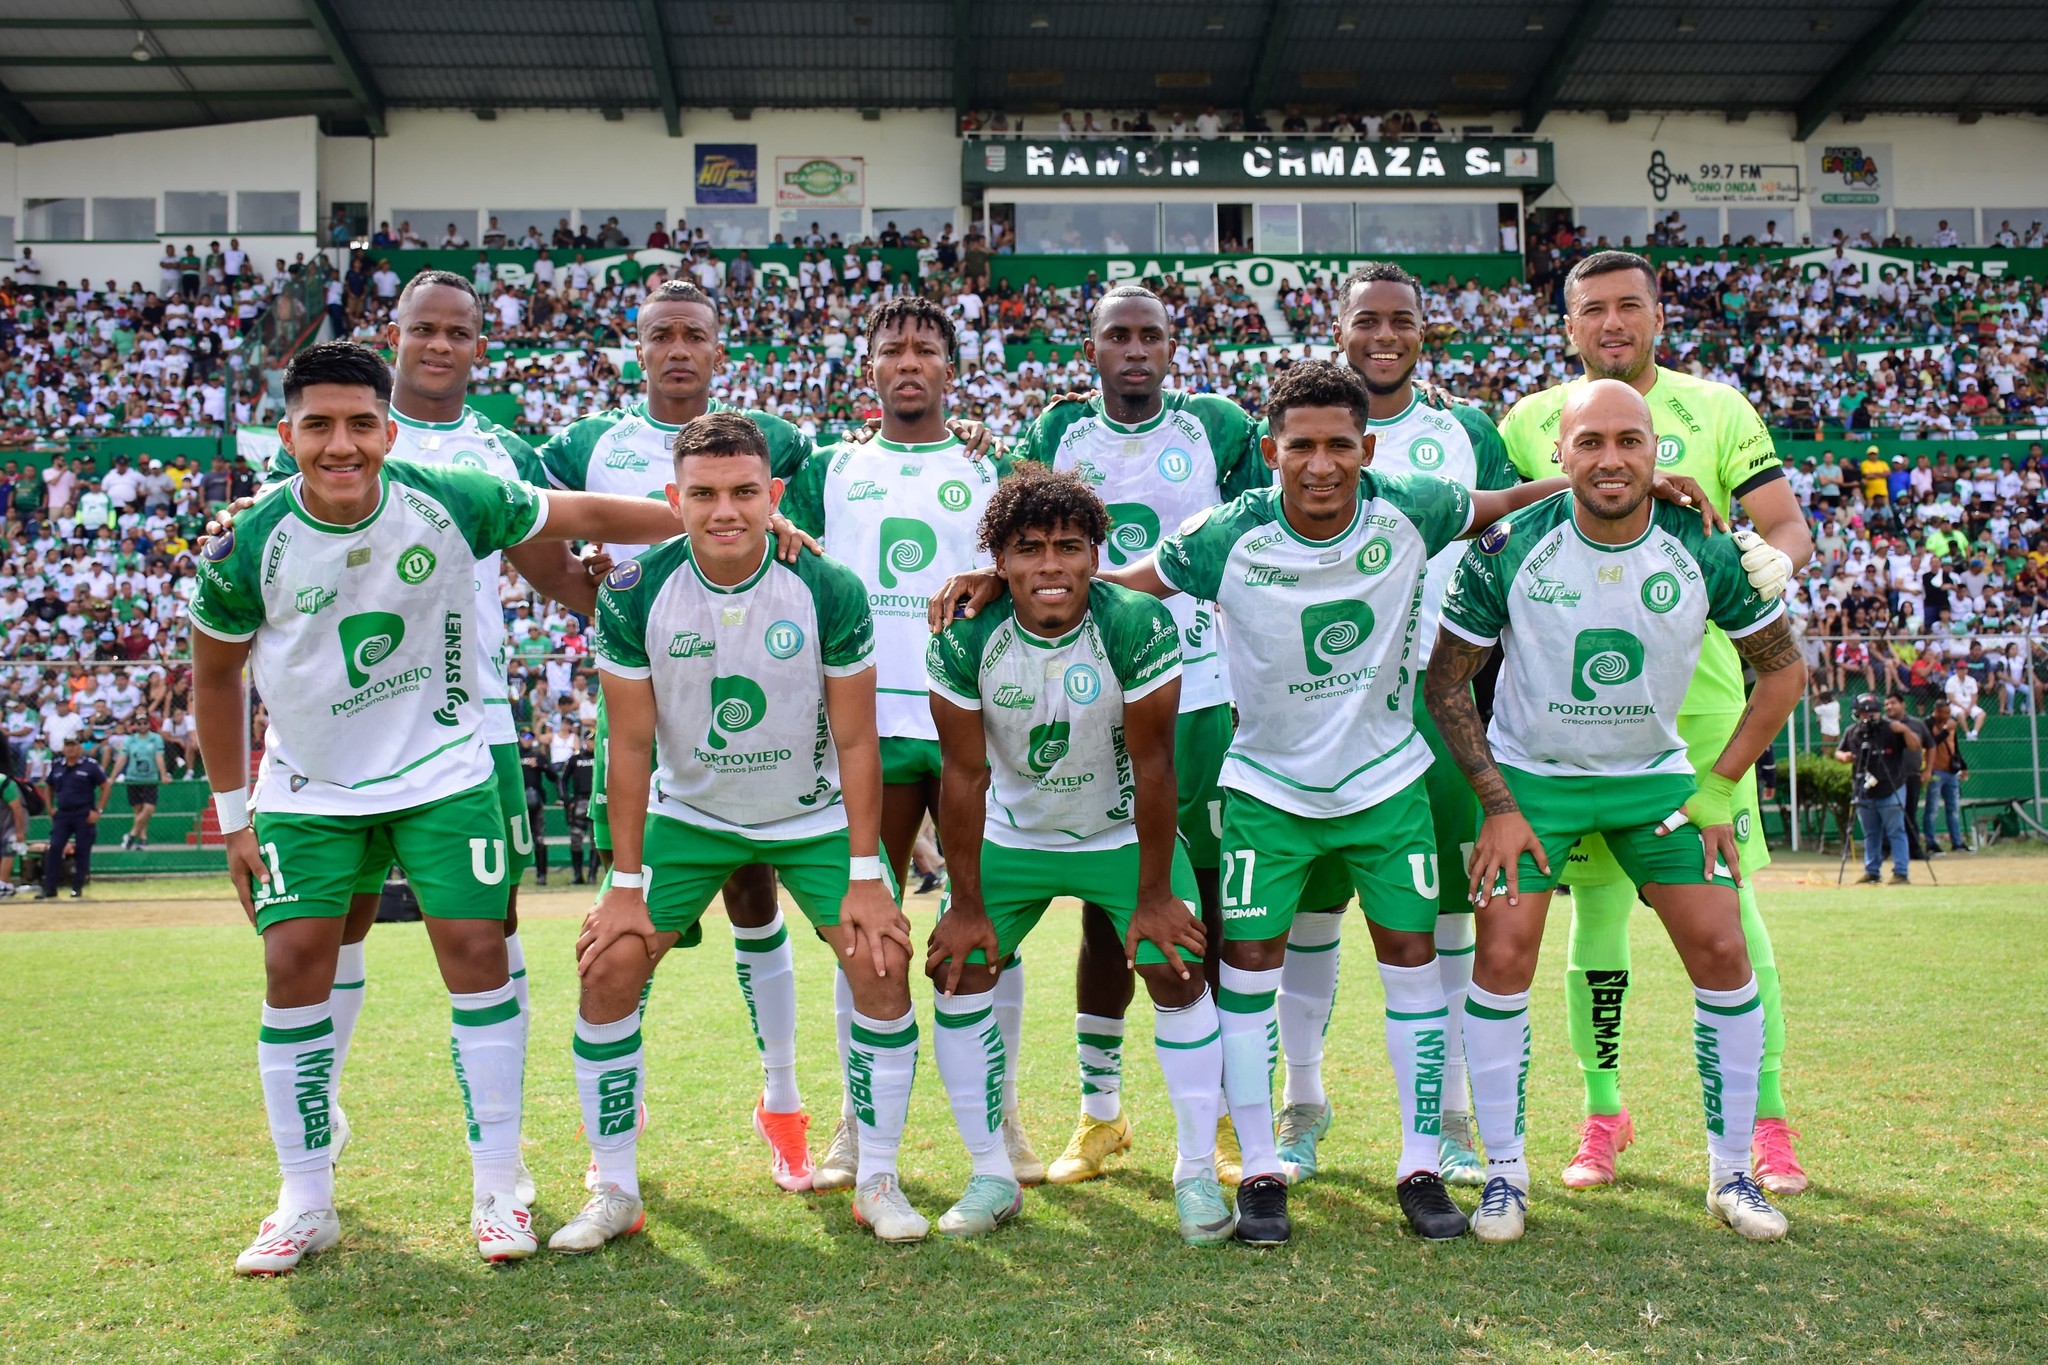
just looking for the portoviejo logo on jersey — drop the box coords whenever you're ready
[1655,435,1686,468]
[763,620,805,659]
[333,611,431,716]
[1300,600,1373,679]
[1063,664,1102,705]
[936,479,972,512]
[1027,720,1073,775]
[1568,628,1646,703]
[1408,438,1445,471]
[1641,571,1682,614]
[878,517,936,589]
[705,675,768,751]
[1156,447,1194,483]
[396,544,437,585]
[1106,502,1160,566]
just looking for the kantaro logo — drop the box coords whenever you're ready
[764,619,805,659]
[1300,600,1373,677]
[396,545,437,584]
[1570,628,1645,702]
[338,611,406,688]
[1027,720,1072,774]
[706,675,767,751]
[1105,502,1160,565]
[878,517,936,588]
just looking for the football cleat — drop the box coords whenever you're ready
[515,1159,537,1209]
[851,1173,928,1243]
[1708,1173,1790,1242]
[547,1184,645,1253]
[1003,1113,1046,1186]
[1233,1174,1290,1246]
[1438,1110,1485,1186]
[812,1116,861,1192]
[753,1101,814,1192]
[1396,1172,1470,1240]
[1276,1101,1333,1183]
[1473,1173,1529,1243]
[1560,1109,1634,1188]
[471,1193,538,1262]
[1045,1111,1132,1184]
[1215,1113,1243,1187]
[1750,1119,1809,1196]
[1174,1176,1237,1246]
[936,1175,1024,1238]
[234,1207,340,1276]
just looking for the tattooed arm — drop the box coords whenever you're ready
[1426,626,1549,905]
[1713,613,1809,784]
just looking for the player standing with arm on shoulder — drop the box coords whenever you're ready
[190,342,697,1275]
[556,413,921,1250]
[1496,250,1815,1195]
[1427,378,1806,1243]
[1008,284,1264,1187]
[780,296,1014,1192]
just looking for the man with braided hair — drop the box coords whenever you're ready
[781,295,1018,1191]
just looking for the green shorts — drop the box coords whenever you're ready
[1175,703,1230,870]
[1501,767,1735,895]
[1416,678,1480,916]
[624,813,894,948]
[494,741,535,880]
[252,781,513,933]
[879,735,942,786]
[1560,712,1767,886]
[1218,785,1440,941]
[941,838,1201,966]
[592,699,612,852]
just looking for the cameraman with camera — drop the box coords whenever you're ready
[1835,693,1921,885]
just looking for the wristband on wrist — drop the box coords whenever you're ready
[1689,772,1739,827]
[213,787,250,834]
[848,854,884,882]
[609,869,644,889]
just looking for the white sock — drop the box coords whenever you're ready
[1434,913,1476,1113]
[329,942,366,1102]
[1464,983,1531,1182]
[1218,962,1282,1180]
[1153,990,1223,1183]
[849,1005,918,1184]
[1279,910,1343,1107]
[504,932,529,1034]
[573,1009,645,1200]
[449,982,525,1202]
[835,969,856,1122]
[1379,960,1450,1180]
[935,989,1012,1179]
[994,953,1025,1117]
[1076,1012,1126,1122]
[733,911,800,1112]
[259,1001,339,1212]
[1694,976,1764,1185]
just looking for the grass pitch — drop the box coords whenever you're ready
[2,855,2044,1363]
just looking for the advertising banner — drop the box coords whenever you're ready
[1806,141,1893,206]
[963,138,1552,191]
[776,156,865,208]
[694,144,759,205]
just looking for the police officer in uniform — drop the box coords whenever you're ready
[38,736,107,899]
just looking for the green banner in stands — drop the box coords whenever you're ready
[365,246,922,292]
[989,252,1524,291]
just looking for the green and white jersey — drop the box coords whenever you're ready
[782,435,1011,744]
[1438,493,1782,779]
[1361,392,1518,666]
[187,463,546,817]
[1499,367,1781,717]
[1155,474,1473,818]
[595,533,874,839]
[1016,392,1260,712]
[538,398,814,560]
[276,408,547,744]
[928,580,1181,853]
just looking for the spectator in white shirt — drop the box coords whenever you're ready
[1944,663,1986,735]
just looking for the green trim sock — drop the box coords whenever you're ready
[1463,984,1531,1176]
[733,911,800,1112]
[1154,990,1223,1183]
[1218,963,1283,1180]
[994,953,1024,1116]
[573,1009,645,1199]
[1433,911,1475,1112]
[1278,908,1343,1107]
[935,989,1012,1179]
[1693,976,1764,1184]
[259,1001,338,1212]
[329,941,366,1103]
[449,981,525,1201]
[849,1006,918,1185]
[1379,960,1451,1180]
[1076,1012,1126,1122]
[1564,878,1636,1116]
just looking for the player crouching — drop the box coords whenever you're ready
[925,466,1230,1245]
[557,413,925,1251]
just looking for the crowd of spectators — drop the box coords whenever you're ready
[957,106,1452,141]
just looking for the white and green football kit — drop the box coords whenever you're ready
[1437,492,1784,890]
[539,398,815,848]
[1017,392,1264,867]
[277,409,550,882]
[926,580,1223,1196]
[782,435,1010,784]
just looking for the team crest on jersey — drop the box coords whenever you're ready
[1655,435,1686,467]
[764,620,805,659]
[1063,664,1102,705]
[937,480,972,512]
[605,561,643,590]
[396,545,437,585]
[1408,438,1446,471]
[1157,448,1194,483]
[1641,571,1681,613]
[202,529,235,562]
[1355,537,1393,575]
[1476,521,1511,554]
[452,451,487,471]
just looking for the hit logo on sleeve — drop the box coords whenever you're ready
[1154,472,1473,817]
[187,463,546,814]
[1438,493,1785,777]
[595,533,874,837]
[927,580,1181,851]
